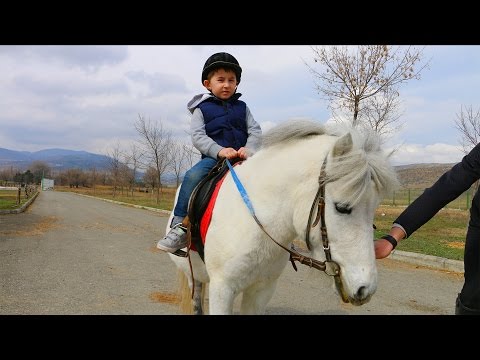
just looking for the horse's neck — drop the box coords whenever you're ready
[241,137,332,232]
[248,136,332,188]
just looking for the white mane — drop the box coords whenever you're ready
[261,119,328,148]
[261,119,399,206]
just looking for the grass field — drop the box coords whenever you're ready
[55,185,177,211]
[12,185,469,261]
[373,206,467,261]
[0,188,37,210]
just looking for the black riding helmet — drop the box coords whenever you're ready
[201,52,242,84]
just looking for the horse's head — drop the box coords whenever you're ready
[308,129,399,306]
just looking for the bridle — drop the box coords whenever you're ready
[248,156,348,303]
[184,156,348,302]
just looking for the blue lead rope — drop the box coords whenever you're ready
[225,158,300,272]
[225,159,256,216]
[224,159,329,275]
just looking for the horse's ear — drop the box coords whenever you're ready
[332,133,353,157]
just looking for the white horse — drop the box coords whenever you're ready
[167,119,398,315]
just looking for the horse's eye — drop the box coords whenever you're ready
[334,203,352,214]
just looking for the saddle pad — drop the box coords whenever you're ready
[198,172,228,246]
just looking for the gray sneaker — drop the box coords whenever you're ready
[156,223,188,253]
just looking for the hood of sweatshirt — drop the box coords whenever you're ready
[187,92,242,114]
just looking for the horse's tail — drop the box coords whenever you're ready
[176,269,206,315]
[177,270,193,314]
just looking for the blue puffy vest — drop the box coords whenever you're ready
[197,95,248,152]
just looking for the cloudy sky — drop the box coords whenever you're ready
[1,45,479,166]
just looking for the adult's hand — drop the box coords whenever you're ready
[374,239,395,259]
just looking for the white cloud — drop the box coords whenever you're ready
[0,45,477,166]
[388,143,464,165]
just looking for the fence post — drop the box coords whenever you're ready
[17,187,21,205]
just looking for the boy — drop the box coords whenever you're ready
[156,52,262,253]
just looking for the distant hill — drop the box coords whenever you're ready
[0,147,458,188]
[0,147,111,171]
[394,163,456,189]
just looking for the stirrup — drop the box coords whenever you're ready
[172,248,188,257]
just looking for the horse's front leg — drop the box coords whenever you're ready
[240,278,279,314]
[208,278,237,315]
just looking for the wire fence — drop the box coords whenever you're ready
[381,188,474,210]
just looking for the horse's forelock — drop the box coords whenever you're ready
[323,129,399,206]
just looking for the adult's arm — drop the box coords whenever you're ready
[395,143,480,237]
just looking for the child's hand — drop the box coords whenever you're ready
[237,147,250,159]
[218,147,238,159]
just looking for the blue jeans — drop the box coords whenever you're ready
[173,156,218,218]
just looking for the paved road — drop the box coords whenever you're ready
[0,191,463,315]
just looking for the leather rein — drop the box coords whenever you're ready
[250,158,343,282]
[252,156,348,302]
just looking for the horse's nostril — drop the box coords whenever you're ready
[356,286,367,300]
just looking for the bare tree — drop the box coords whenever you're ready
[305,45,429,135]
[143,166,158,195]
[169,140,199,187]
[97,170,109,186]
[454,104,480,155]
[29,160,51,184]
[168,141,184,187]
[183,143,201,169]
[106,143,122,198]
[65,168,86,188]
[134,114,172,204]
[125,143,144,196]
[0,166,18,185]
[89,167,98,195]
[119,162,134,196]
[454,104,480,193]
[361,88,404,141]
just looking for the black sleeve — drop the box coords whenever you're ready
[394,143,480,237]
